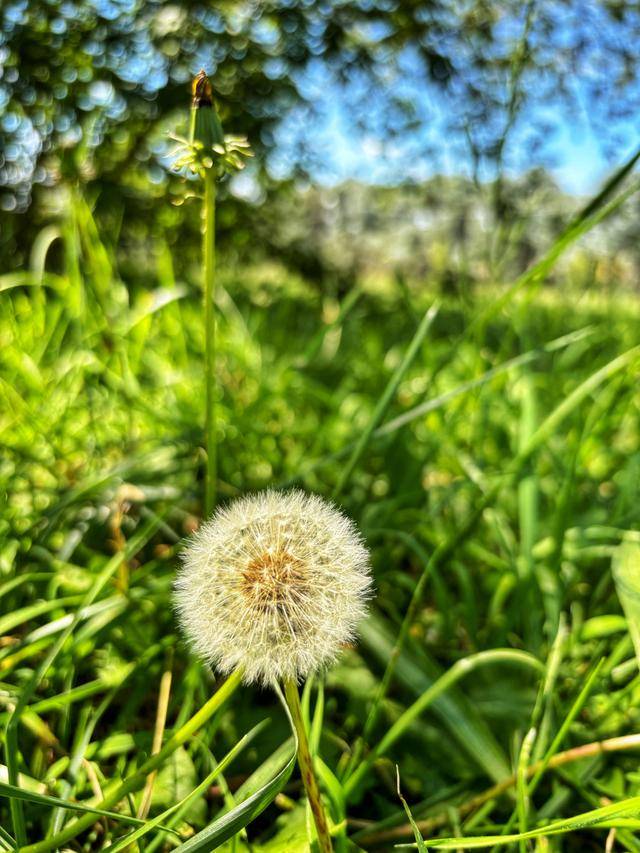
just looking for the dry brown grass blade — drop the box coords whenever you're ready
[137,665,173,821]
[355,733,640,846]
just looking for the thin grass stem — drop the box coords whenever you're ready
[137,661,173,819]
[355,732,640,846]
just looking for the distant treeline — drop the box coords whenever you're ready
[3,168,639,294]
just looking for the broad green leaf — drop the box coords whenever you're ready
[612,540,640,670]
[255,805,310,852]
[149,746,205,824]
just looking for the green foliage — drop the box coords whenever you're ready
[5,0,640,286]
[3,0,639,201]
[613,541,640,671]
[1,161,640,849]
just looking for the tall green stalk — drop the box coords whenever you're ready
[283,678,333,853]
[177,70,251,515]
[203,170,217,515]
[189,70,225,515]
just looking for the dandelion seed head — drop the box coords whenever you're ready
[174,490,372,686]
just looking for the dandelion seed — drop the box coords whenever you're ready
[174,489,372,687]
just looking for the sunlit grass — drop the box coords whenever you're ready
[1,159,640,849]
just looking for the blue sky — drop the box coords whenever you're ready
[273,93,613,195]
[544,123,609,196]
[266,54,636,197]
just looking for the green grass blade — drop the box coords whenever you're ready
[0,596,83,636]
[377,327,595,438]
[473,146,640,332]
[0,779,178,833]
[282,326,593,487]
[399,795,640,849]
[519,346,640,461]
[0,824,15,849]
[332,301,439,497]
[19,667,243,853]
[5,512,165,845]
[515,726,536,850]
[612,540,640,670]
[342,531,438,783]
[359,613,514,786]
[105,720,268,852]
[296,286,362,368]
[396,767,428,852]
[344,649,542,798]
[176,683,298,853]
[516,332,540,647]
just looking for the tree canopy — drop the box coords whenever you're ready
[2,0,639,266]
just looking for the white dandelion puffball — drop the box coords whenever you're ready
[174,490,372,686]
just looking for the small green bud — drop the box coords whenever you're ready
[170,70,253,178]
[190,70,225,150]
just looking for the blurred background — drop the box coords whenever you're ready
[3,0,640,289]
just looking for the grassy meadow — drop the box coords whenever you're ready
[1,170,640,852]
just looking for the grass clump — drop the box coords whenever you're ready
[1,99,640,851]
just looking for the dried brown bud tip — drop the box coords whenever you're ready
[192,69,213,109]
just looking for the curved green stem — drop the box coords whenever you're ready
[344,650,543,800]
[283,678,333,853]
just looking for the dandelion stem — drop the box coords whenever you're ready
[203,169,217,515]
[283,677,333,853]
[188,69,250,515]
